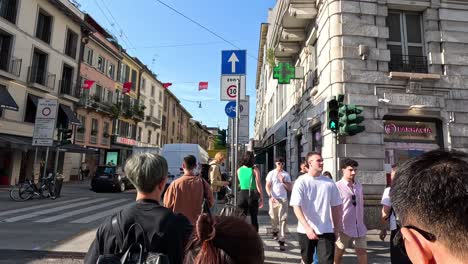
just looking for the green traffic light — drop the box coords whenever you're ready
[329,120,337,129]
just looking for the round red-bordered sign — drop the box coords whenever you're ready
[42,107,51,116]
[226,85,237,98]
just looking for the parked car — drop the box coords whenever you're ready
[91,166,132,192]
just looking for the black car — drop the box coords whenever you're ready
[91,166,132,192]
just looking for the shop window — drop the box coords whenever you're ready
[24,94,39,123]
[387,11,426,73]
[311,126,322,153]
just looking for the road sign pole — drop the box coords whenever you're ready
[230,117,236,206]
[234,77,241,206]
[33,147,38,181]
[42,147,49,180]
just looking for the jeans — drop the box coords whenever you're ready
[237,190,259,232]
[211,192,218,213]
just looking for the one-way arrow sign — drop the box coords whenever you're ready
[222,50,246,75]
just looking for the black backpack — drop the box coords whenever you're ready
[96,213,171,264]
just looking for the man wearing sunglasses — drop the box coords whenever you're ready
[390,150,468,264]
[334,158,368,264]
[266,157,292,251]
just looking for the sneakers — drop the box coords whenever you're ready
[272,231,278,240]
[279,241,285,251]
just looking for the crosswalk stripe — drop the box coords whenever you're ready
[35,199,129,223]
[70,203,132,224]
[1,198,109,223]
[0,198,89,217]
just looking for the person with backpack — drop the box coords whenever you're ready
[209,152,229,213]
[237,151,264,232]
[164,155,215,224]
[379,164,411,264]
[84,153,193,264]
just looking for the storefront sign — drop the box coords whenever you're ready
[384,121,437,142]
[114,136,136,146]
[383,93,443,108]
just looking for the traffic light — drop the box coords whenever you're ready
[59,128,73,145]
[327,97,339,133]
[339,104,365,136]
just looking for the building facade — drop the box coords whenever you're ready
[162,88,191,145]
[137,66,164,150]
[0,0,85,185]
[254,0,468,227]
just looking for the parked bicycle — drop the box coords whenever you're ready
[10,173,57,201]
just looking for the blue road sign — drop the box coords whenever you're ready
[221,50,246,75]
[225,101,236,118]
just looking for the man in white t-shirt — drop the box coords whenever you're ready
[266,157,292,251]
[290,152,343,264]
[380,164,411,264]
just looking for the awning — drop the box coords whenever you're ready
[0,86,19,111]
[59,104,81,126]
[57,144,98,153]
[0,134,32,148]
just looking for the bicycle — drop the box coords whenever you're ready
[10,173,56,201]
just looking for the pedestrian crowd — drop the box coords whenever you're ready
[84,149,468,264]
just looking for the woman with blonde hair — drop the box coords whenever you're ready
[209,152,229,212]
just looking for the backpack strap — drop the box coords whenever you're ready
[111,212,124,253]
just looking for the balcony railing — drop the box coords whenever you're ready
[389,54,428,73]
[0,55,21,77]
[77,91,112,113]
[145,115,161,127]
[27,66,55,90]
[59,79,79,98]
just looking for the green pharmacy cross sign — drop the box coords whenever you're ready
[273,62,295,84]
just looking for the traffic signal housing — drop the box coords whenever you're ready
[339,104,365,136]
[327,97,339,133]
[59,128,73,145]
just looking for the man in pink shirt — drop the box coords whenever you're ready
[334,158,368,264]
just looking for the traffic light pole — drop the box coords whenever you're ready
[334,132,339,181]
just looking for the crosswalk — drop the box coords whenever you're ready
[0,197,133,224]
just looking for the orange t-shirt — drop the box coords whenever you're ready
[163,175,214,224]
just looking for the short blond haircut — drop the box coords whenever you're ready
[214,152,225,163]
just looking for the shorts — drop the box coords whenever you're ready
[335,232,367,249]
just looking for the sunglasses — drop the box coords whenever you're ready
[351,195,356,206]
[393,225,437,256]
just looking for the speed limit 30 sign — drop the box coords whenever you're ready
[220,75,246,101]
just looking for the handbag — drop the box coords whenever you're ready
[201,179,211,215]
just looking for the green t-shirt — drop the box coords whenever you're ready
[238,166,256,190]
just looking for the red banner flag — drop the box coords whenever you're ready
[82,79,95,90]
[123,82,132,94]
[162,83,172,89]
[198,82,208,91]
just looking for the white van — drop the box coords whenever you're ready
[161,144,209,185]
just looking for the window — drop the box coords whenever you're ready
[120,63,129,83]
[172,103,175,117]
[172,122,175,134]
[60,64,74,95]
[387,11,426,73]
[108,63,115,80]
[129,124,135,138]
[131,69,137,91]
[159,91,162,103]
[64,29,78,59]
[30,48,48,85]
[94,85,103,102]
[119,121,129,137]
[97,56,105,72]
[147,130,152,144]
[35,9,52,44]
[106,90,113,103]
[162,115,166,131]
[103,122,109,134]
[0,30,13,72]
[137,127,142,141]
[140,77,146,92]
[150,105,154,117]
[156,133,160,145]
[164,95,168,110]
[0,0,18,24]
[151,85,155,97]
[311,126,322,153]
[83,46,93,65]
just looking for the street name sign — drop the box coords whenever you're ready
[33,99,59,146]
[220,75,246,101]
[221,50,246,75]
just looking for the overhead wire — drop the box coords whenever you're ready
[99,0,137,50]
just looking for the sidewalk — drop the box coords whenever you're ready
[256,204,391,264]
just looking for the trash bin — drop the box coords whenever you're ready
[55,175,64,198]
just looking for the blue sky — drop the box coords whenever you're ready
[76,0,275,134]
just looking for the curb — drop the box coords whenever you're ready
[0,249,86,259]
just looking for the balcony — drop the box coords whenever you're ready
[59,79,80,101]
[27,66,55,91]
[77,92,112,114]
[145,115,161,128]
[0,55,21,79]
[272,0,317,59]
[389,54,428,74]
